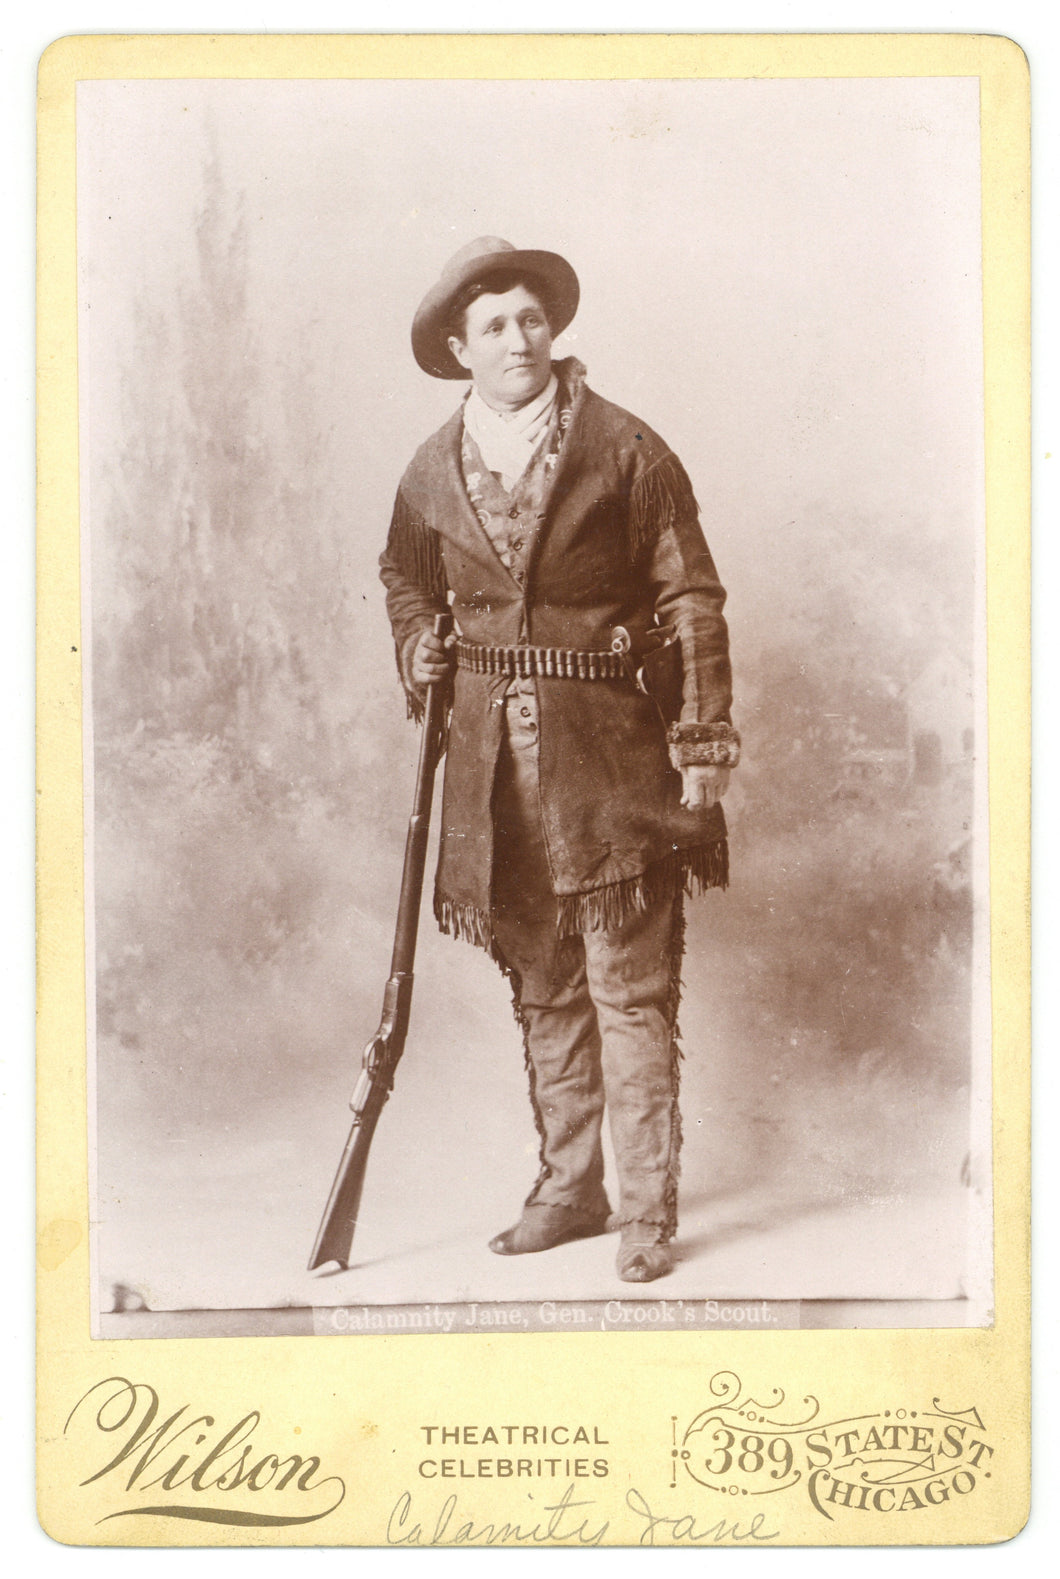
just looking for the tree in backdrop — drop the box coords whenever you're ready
[92,149,380,1106]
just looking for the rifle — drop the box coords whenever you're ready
[308,611,453,1272]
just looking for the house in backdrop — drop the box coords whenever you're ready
[904,647,975,786]
[833,646,975,796]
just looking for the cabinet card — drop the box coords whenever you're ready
[37,31,1029,1546]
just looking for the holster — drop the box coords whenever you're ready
[610,623,683,726]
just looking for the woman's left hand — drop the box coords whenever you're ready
[680,765,730,810]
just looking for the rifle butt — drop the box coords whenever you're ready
[307,1104,384,1271]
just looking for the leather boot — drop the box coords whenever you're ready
[616,1222,674,1282]
[489,1202,611,1256]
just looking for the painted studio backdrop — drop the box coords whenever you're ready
[78,77,990,1330]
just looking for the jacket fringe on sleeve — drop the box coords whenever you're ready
[384,491,448,597]
[628,451,701,564]
[380,489,450,721]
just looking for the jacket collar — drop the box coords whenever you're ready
[553,355,588,402]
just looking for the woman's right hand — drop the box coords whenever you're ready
[411,626,455,686]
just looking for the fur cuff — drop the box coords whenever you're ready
[667,721,741,770]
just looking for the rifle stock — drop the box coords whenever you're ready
[308,613,452,1272]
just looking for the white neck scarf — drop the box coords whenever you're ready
[464,374,559,492]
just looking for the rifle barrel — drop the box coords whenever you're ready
[307,611,452,1273]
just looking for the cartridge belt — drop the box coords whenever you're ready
[453,638,629,682]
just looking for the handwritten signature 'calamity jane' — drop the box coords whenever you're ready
[386,1483,780,1546]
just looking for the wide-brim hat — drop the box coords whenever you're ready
[411,236,580,379]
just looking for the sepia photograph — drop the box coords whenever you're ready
[78,71,992,1338]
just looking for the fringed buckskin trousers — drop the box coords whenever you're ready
[491,687,684,1235]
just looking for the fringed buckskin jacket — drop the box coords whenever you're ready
[379,359,739,952]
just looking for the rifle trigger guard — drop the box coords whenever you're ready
[350,1034,390,1114]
